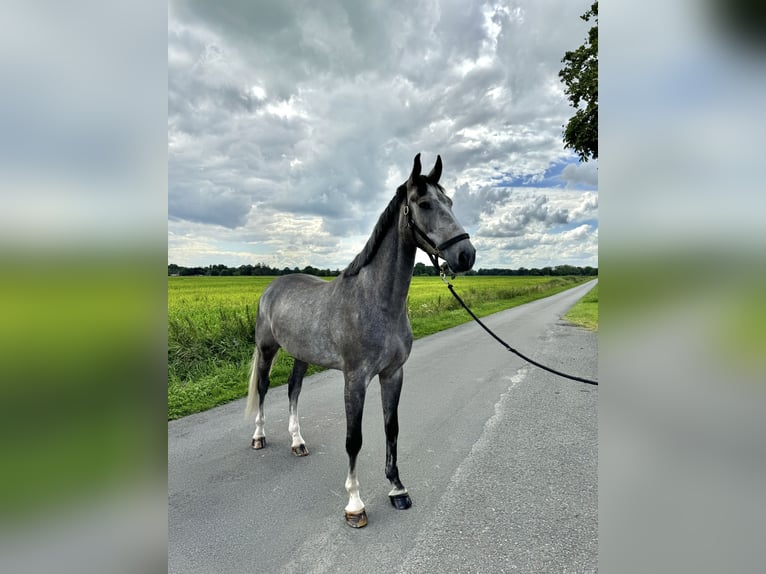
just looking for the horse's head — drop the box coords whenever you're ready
[402,153,476,274]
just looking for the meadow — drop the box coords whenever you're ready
[168,274,592,419]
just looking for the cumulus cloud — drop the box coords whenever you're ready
[168,0,598,268]
[570,191,599,220]
[480,195,570,237]
[475,222,598,269]
[562,161,599,187]
[168,181,252,228]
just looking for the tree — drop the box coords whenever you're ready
[559,1,598,162]
[412,262,436,276]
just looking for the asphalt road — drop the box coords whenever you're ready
[169,279,598,573]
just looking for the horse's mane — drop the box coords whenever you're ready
[342,185,407,277]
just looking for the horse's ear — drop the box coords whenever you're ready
[427,155,442,183]
[408,153,422,185]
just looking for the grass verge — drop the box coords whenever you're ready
[563,283,599,330]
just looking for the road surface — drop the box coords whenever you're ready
[169,279,597,573]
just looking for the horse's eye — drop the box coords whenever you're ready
[419,201,432,210]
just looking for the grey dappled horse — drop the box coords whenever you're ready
[245,154,476,528]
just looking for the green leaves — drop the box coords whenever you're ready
[559,1,598,162]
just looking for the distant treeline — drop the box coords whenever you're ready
[168,262,598,277]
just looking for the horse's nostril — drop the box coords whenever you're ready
[457,248,475,271]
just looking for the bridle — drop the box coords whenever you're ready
[402,201,470,277]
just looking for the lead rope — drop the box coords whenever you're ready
[406,203,597,386]
[438,267,599,386]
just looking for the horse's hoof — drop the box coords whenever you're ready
[389,493,412,510]
[344,509,368,528]
[252,437,266,450]
[291,444,309,457]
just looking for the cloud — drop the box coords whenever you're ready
[480,194,574,237]
[479,188,598,237]
[168,0,598,269]
[570,191,599,220]
[561,161,599,187]
[452,184,513,227]
[168,181,252,228]
[475,223,598,269]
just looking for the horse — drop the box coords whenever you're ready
[245,153,476,528]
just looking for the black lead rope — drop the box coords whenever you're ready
[405,204,597,386]
[440,273,599,386]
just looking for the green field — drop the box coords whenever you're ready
[168,274,593,419]
[563,283,599,330]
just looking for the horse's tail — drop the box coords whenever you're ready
[244,348,259,418]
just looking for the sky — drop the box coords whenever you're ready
[168,0,598,270]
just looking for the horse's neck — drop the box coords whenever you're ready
[360,216,416,312]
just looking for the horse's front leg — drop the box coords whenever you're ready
[343,371,369,528]
[380,367,412,510]
[249,345,278,450]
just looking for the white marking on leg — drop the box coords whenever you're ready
[344,469,364,513]
[288,406,305,449]
[252,406,265,440]
[388,486,408,497]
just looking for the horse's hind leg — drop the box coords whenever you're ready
[287,359,309,456]
[249,345,278,449]
[380,368,412,510]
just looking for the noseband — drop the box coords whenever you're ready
[403,202,470,276]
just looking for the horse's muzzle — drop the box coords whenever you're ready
[444,240,476,273]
